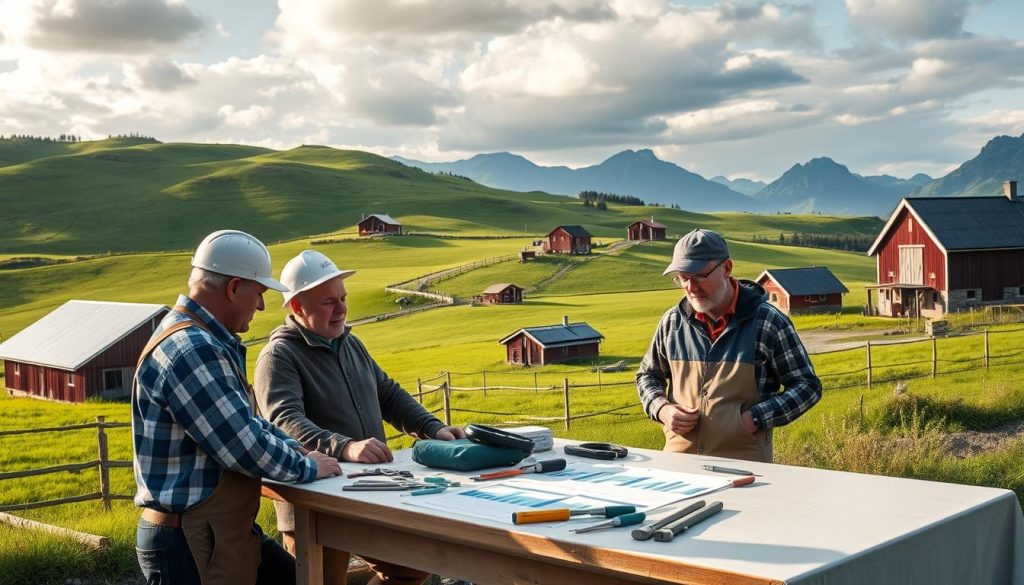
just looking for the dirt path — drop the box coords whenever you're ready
[799,329,930,354]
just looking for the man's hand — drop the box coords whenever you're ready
[658,403,699,435]
[740,410,758,435]
[308,451,342,479]
[293,445,310,456]
[433,426,467,440]
[341,438,394,463]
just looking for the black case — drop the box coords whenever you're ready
[465,424,535,452]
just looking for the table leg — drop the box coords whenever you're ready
[294,506,323,585]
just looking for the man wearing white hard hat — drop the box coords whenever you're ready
[255,249,466,585]
[132,231,342,585]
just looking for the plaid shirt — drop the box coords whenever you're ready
[637,288,822,432]
[133,295,316,512]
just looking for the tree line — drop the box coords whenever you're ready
[750,232,873,252]
[578,190,646,209]
[1,132,157,143]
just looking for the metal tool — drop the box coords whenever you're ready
[512,505,636,525]
[471,458,567,481]
[702,464,756,476]
[346,467,414,479]
[343,477,460,492]
[631,501,706,541]
[571,512,647,534]
[653,501,724,542]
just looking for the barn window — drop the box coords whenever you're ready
[103,369,123,390]
[562,347,569,356]
[67,373,75,387]
[908,219,913,233]
[770,293,778,302]
[13,363,19,376]
[819,294,827,301]
[804,296,813,302]
[1018,286,1024,296]
[966,290,976,299]
[929,272,936,280]
[933,292,940,303]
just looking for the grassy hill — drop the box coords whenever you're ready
[0,138,882,255]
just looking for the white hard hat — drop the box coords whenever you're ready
[191,229,288,292]
[280,250,355,307]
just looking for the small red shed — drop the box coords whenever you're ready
[547,225,592,255]
[627,219,666,241]
[358,213,402,237]
[481,283,523,304]
[499,317,603,366]
[756,267,848,315]
[866,181,1024,317]
[0,300,168,402]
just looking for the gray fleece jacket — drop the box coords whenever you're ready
[254,316,446,531]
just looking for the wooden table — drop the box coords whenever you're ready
[263,441,1024,585]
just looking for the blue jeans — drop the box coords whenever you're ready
[137,518,295,585]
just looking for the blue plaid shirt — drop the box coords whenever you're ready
[133,295,317,512]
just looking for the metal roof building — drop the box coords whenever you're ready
[499,318,604,366]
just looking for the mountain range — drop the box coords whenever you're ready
[397,132,1024,217]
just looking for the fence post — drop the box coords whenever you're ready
[984,328,990,369]
[446,371,453,393]
[563,378,571,431]
[597,368,602,392]
[442,382,451,426]
[96,416,110,511]
[416,378,423,403]
[866,341,872,391]
[534,371,539,394]
[931,337,937,378]
[482,370,487,397]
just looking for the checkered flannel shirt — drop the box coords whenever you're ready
[133,295,316,513]
[637,300,822,431]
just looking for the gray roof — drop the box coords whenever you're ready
[482,283,521,294]
[499,322,604,348]
[869,197,1024,254]
[0,300,167,370]
[362,213,401,225]
[757,267,848,296]
[629,219,667,229]
[550,225,592,238]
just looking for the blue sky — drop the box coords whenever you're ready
[1,0,1022,182]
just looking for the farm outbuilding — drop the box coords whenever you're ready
[866,181,1024,318]
[626,219,667,241]
[756,267,848,315]
[0,300,168,402]
[546,225,592,255]
[358,213,402,237]
[480,283,523,304]
[499,317,603,366]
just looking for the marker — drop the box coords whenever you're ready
[572,512,647,534]
[702,464,755,476]
[512,505,635,525]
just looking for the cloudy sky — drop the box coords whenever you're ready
[1,0,1022,181]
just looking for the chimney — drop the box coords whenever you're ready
[1004,180,1018,201]
[562,315,569,327]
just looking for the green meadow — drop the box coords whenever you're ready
[1,138,1020,584]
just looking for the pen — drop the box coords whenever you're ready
[702,464,755,476]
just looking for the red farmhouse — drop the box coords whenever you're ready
[499,317,603,366]
[480,283,523,304]
[757,267,848,315]
[0,300,167,402]
[866,181,1024,317]
[626,219,667,241]
[547,225,592,255]
[358,213,402,237]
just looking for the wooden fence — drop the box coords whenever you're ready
[0,416,132,513]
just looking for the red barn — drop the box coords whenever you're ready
[358,213,402,237]
[757,267,848,315]
[499,317,603,366]
[627,219,667,241]
[866,181,1024,317]
[0,300,167,402]
[481,283,523,304]
[547,225,592,255]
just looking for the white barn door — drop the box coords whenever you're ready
[899,246,924,285]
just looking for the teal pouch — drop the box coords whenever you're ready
[412,438,529,471]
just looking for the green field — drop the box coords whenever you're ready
[1,138,1018,585]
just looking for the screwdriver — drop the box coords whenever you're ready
[471,458,567,481]
[512,505,636,525]
[571,512,647,534]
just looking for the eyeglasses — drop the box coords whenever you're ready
[673,259,727,287]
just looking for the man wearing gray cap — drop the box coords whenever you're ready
[636,229,821,462]
[255,249,465,585]
[132,230,342,585]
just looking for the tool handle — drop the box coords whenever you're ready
[654,501,724,541]
[474,469,524,481]
[600,505,636,518]
[731,475,756,487]
[633,500,706,540]
[611,512,647,527]
[512,509,571,524]
[410,486,446,496]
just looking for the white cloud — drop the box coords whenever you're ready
[846,0,978,41]
[218,104,273,128]
[664,100,821,142]
[124,59,196,92]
